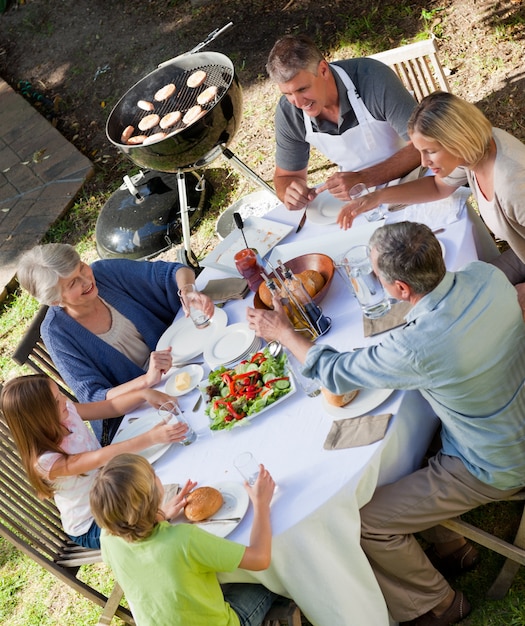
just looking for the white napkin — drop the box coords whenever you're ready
[385,187,471,230]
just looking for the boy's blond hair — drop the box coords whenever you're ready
[90,453,162,542]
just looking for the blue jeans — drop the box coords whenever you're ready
[223,583,278,626]
[68,519,101,549]
[92,415,123,446]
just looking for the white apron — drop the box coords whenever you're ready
[303,64,406,172]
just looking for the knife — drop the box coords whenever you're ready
[295,209,307,233]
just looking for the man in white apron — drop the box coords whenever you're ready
[266,34,422,211]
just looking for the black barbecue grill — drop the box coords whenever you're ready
[103,23,275,266]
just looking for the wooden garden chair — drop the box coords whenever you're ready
[12,304,76,400]
[369,36,450,101]
[0,410,133,625]
[440,493,525,599]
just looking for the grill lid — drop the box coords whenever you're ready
[95,170,212,260]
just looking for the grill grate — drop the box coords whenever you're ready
[120,63,233,144]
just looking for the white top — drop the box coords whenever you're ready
[37,402,100,535]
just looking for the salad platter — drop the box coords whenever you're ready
[202,347,296,431]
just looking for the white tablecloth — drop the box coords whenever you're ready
[124,198,485,626]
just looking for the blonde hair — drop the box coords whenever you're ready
[266,34,324,83]
[17,243,81,305]
[408,91,493,167]
[90,454,162,542]
[1,375,67,499]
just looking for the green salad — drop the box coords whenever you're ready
[204,348,292,431]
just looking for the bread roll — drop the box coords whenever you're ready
[321,388,359,407]
[257,268,326,309]
[184,487,224,522]
[142,131,167,145]
[299,269,325,294]
[127,135,148,145]
[258,281,274,308]
[137,99,155,111]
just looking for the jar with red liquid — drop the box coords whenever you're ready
[234,248,264,292]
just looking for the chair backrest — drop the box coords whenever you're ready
[0,410,134,624]
[368,37,450,101]
[12,304,76,401]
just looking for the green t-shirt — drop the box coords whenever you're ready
[101,522,245,626]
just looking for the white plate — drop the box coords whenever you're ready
[202,362,296,430]
[306,190,348,225]
[112,413,172,464]
[200,216,293,275]
[165,364,204,396]
[219,336,262,369]
[156,307,228,363]
[215,190,281,240]
[194,482,250,537]
[322,388,395,418]
[204,323,256,369]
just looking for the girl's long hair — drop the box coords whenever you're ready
[1,375,66,499]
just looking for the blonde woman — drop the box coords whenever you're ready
[337,91,525,310]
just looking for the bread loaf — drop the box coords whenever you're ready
[184,487,223,522]
[321,388,360,407]
[298,269,325,294]
[257,269,325,309]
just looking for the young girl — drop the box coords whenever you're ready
[1,375,193,549]
[90,453,279,626]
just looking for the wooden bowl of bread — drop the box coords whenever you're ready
[254,253,335,310]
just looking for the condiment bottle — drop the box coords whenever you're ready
[278,262,332,337]
[272,265,316,340]
[234,248,264,292]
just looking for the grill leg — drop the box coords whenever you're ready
[221,147,276,196]
[176,170,200,269]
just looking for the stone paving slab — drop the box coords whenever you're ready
[0,77,94,300]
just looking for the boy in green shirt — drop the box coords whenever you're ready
[90,453,278,626]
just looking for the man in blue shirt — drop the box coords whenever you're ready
[247,221,525,625]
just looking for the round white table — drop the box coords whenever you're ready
[123,191,491,626]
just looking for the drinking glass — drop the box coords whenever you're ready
[178,284,211,329]
[158,400,197,446]
[348,183,385,222]
[340,245,391,319]
[234,452,260,485]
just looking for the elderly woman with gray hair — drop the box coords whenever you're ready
[17,244,214,444]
